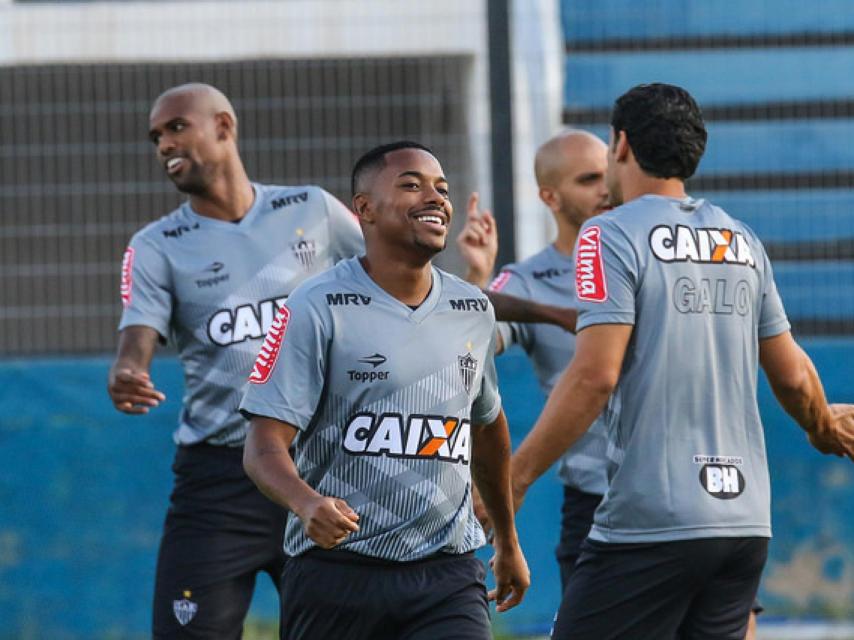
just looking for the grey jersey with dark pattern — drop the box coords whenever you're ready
[489,245,610,495]
[240,257,502,561]
[575,195,789,543]
[118,183,364,446]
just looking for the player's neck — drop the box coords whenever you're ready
[622,175,686,204]
[188,165,255,222]
[553,222,579,257]
[359,254,433,307]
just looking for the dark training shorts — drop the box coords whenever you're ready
[152,443,288,639]
[555,486,602,593]
[551,536,768,640]
[279,549,491,640]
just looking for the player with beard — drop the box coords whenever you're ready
[108,83,365,639]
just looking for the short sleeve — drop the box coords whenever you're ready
[322,189,365,261]
[488,269,532,351]
[471,332,502,425]
[239,293,330,430]
[757,245,790,339]
[117,235,173,340]
[575,221,637,330]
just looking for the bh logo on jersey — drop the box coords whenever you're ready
[695,455,745,499]
[249,306,290,384]
[343,413,471,464]
[649,225,756,267]
[576,226,608,302]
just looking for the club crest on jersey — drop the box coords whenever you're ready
[458,352,478,394]
[649,225,756,267]
[173,591,198,626]
[576,225,608,302]
[120,247,134,308]
[291,238,317,270]
[249,306,290,384]
[694,455,745,499]
[343,412,471,464]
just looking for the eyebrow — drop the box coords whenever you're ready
[397,170,448,183]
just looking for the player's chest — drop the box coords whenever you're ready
[327,309,493,397]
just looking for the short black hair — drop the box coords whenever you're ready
[611,83,707,180]
[351,141,434,196]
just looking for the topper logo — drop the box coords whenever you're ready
[120,247,135,308]
[249,306,290,384]
[575,226,608,302]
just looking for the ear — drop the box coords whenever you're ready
[352,193,373,222]
[538,186,560,214]
[613,130,630,163]
[215,111,236,141]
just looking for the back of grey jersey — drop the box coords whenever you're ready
[240,258,501,561]
[489,245,610,495]
[574,195,789,543]
[119,183,364,446]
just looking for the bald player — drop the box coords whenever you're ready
[461,129,611,594]
[108,83,364,639]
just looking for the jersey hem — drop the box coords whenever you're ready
[588,523,771,543]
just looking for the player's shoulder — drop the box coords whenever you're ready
[286,257,360,307]
[437,268,494,314]
[129,203,192,249]
[259,183,332,210]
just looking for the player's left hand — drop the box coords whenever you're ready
[456,192,498,289]
[487,540,530,612]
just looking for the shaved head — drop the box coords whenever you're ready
[151,83,238,130]
[534,130,606,188]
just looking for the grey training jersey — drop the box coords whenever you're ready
[489,245,610,495]
[118,183,364,446]
[240,257,502,561]
[574,195,789,543]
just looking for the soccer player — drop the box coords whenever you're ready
[510,83,854,639]
[460,129,611,593]
[239,141,530,640]
[107,83,365,639]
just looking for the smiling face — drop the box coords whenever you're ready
[355,148,453,259]
[147,89,231,195]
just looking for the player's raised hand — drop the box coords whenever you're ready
[108,368,166,414]
[488,541,530,612]
[456,192,498,289]
[299,495,360,549]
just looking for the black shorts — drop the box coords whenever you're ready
[280,549,491,640]
[152,443,288,639]
[555,486,602,593]
[552,536,768,640]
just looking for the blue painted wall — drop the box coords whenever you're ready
[1,342,852,637]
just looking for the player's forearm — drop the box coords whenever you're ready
[512,362,612,493]
[485,291,577,333]
[243,419,321,516]
[769,351,833,437]
[760,334,834,437]
[471,413,518,548]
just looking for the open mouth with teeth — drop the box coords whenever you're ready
[413,212,447,230]
[166,157,186,175]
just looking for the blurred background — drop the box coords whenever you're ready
[1,0,853,638]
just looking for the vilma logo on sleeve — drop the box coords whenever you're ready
[576,226,608,302]
[249,306,290,384]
